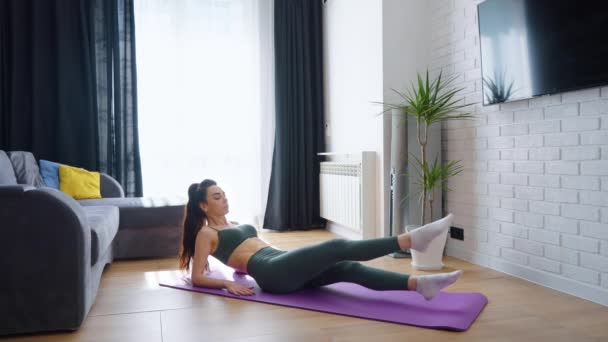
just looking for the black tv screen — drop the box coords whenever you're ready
[478,0,608,105]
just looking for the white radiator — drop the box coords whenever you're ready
[319,152,376,239]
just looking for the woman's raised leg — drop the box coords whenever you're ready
[252,213,454,293]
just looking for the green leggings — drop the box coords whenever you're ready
[246,237,409,293]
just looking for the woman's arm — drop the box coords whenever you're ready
[191,229,223,288]
[190,228,254,295]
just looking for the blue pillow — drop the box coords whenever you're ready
[39,160,60,189]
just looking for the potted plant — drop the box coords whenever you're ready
[382,70,474,268]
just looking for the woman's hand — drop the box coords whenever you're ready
[224,281,255,296]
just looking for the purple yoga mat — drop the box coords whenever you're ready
[158,257,488,331]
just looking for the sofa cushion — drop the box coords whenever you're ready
[0,151,17,185]
[59,164,101,199]
[7,151,44,186]
[39,160,60,189]
[78,197,186,230]
[83,206,119,265]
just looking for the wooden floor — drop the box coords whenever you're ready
[6,229,608,342]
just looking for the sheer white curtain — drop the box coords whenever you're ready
[134,0,275,226]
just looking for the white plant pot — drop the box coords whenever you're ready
[406,224,449,271]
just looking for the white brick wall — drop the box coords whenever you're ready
[545,161,579,175]
[489,160,514,172]
[559,235,598,253]
[528,228,560,245]
[529,200,560,215]
[500,223,528,239]
[582,131,608,145]
[545,244,579,265]
[477,242,500,256]
[530,120,561,134]
[562,264,600,285]
[545,188,578,203]
[562,147,600,161]
[602,241,608,256]
[581,160,608,175]
[488,184,514,198]
[515,186,543,201]
[530,148,560,161]
[501,248,529,265]
[581,222,608,240]
[581,99,608,116]
[514,109,543,123]
[545,216,579,234]
[561,204,600,221]
[488,137,514,149]
[580,253,608,273]
[561,88,600,103]
[488,232,514,248]
[562,118,601,132]
[514,238,544,256]
[501,198,528,211]
[530,256,561,274]
[529,175,560,188]
[514,161,544,174]
[580,191,608,206]
[545,133,579,147]
[501,123,529,136]
[500,149,528,160]
[515,135,544,148]
[545,103,579,119]
[488,111,513,125]
[432,0,608,306]
[500,173,528,186]
[514,211,544,228]
[489,207,514,222]
[561,176,600,190]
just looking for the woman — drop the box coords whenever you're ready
[179,179,463,300]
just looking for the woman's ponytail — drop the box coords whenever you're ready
[178,179,216,270]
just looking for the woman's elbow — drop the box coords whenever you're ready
[191,275,204,287]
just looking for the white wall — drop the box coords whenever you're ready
[323,0,384,237]
[382,0,429,103]
[323,0,430,238]
[323,0,383,154]
[383,0,433,234]
[429,0,608,306]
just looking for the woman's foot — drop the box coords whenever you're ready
[414,270,463,300]
[402,213,454,252]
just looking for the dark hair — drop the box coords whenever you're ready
[179,179,217,271]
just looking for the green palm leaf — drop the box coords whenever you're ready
[373,68,473,223]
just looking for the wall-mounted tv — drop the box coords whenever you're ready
[478,0,608,105]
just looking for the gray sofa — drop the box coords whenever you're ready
[0,150,185,336]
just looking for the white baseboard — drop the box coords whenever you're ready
[326,222,363,240]
[446,245,608,307]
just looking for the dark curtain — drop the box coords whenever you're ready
[263,0,326,231]
[0,0,98,168]
[90,0,142,197]
[0,0,142,197]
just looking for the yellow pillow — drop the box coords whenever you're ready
[59,164,101,199]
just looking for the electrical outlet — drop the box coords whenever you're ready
[450,226,464,241]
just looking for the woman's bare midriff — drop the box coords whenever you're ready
[219,237,275,273]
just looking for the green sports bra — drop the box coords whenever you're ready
[209,224,258,264]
